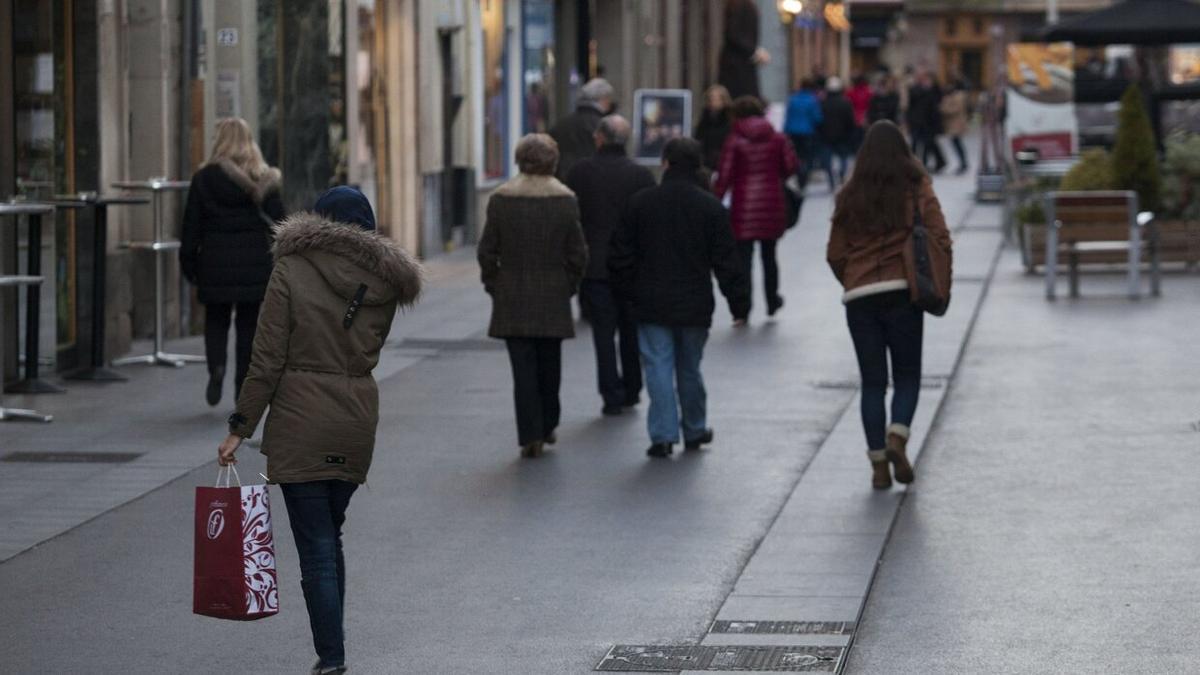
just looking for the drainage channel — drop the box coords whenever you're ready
[596,644,843,672]
[1,451,143,464]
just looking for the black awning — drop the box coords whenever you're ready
[852,18,890,48]
[1042,0,1200,46]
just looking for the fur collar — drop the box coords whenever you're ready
[493,173,575,199]
[272,212,423,305]
[215,159,282,204]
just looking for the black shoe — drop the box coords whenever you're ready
[544,430,557,445]
[602,405,624,416]
[956,165,969,175]
[623,394,640,408]
[646,443,674,458]
[767,296,784,317]
[685,428,714,451]
[206,368,224,407]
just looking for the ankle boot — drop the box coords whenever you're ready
[868,450,892,489]
[206,367,225,407]
[520,441,544,459]
[886,424,914,484]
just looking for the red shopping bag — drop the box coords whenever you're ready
[193,466,279,620]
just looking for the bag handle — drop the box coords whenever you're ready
[216,464,242,488]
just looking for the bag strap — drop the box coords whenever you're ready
[911,187,925,230]
[216,464,242,488]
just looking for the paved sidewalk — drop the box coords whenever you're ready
[843,240,1200,673]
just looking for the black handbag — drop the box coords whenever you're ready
[904,191,951,316]
[784,180,804,230]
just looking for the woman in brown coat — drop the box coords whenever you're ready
[217,187,422,674]
[478,134,588,458]
[827,121,952,490]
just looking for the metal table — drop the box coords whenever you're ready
[0,202,63,395]
[109,179,202,368]
[50,193,150,381]
[0,275,52,421]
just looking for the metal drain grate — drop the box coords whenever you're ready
[596,645,841,672]
[396,338,505,352]
[1,451,142,464]
[709,620,856,635]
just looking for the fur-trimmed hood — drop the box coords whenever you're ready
[493,173,575,199]
[214,158,283,205]
[273,211,423,307]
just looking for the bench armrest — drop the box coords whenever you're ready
[1136,211,1154,228]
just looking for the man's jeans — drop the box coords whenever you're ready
[580,280,642,408]
[845,290,923,450]
[280,480,359,669]
[638,323,709,444]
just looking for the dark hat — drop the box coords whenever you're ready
[314,186,376,232]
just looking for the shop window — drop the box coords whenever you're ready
[482,0,509,181]
[1170,44,1200,85]
[522,0,555,134]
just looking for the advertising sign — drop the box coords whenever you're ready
[1006,43,1077,159]
[632,89,692,164]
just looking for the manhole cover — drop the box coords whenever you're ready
[1,451,142,463]
[595,645,841,672]
[396,338,504,352]
[709,620,855,635]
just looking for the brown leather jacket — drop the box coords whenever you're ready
[826,176,952,303]
[231,212,423,484]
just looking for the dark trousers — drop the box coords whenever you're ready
[736,239,780,316]
[580,280,641,408]
[914,131,947,171]
[845,290,924,450]
[949,135,968,170]
[788,133,816,187]
[280,480,359,670]
[504,337,563,445]
[204,301,260,399]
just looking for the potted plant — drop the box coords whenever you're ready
[1158,132,1200,263]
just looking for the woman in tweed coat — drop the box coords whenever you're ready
[478,133,588,458]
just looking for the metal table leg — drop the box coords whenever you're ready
[0,275,53,422]
[65,203,127,381]
[5,211,65,394]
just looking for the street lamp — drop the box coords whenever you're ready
[778,0,803,24]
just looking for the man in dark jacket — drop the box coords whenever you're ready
[609,138,750,458]
[820,77,857,190]
[549,78,614,181]
[907,71,947,173]
[566,115,656,415]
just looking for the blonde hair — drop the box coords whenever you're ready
[209,117,270,181]
[704,84,733,110]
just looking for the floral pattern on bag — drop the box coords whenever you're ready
[240,486,278,615]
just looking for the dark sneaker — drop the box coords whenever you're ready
[205,368,224,407]
[684,428,714,451]
[311,662,347,675]
[623,394,640,407]
[520,441,545,459]
[602,405,624,416]
[767,296,785,317]
[544,430,557,445]
[646,442,674,458]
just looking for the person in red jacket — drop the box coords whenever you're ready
[713,96,800,323]
[846,74,874,150]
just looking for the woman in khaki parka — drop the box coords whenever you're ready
[217,187,422,675]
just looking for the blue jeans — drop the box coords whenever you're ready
[638,323,709,444]
[845,290,924,450]
[280,480,359,669]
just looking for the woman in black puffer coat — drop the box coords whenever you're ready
[181,117,285,406]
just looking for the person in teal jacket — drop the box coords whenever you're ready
[784,78,824,190]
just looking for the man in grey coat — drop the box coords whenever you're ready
[549,78,615,181]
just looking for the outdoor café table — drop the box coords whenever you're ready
[0,202,62,395]
[49,193,150,381]
[109,179,202,368]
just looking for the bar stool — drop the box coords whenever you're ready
[109,179,203,368]
[0,202,63,395]
[50,193,150,381]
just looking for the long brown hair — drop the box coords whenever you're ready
[832,121,926,234]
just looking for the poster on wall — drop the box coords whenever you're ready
[632,89,692,164]
[1006,43,1077,159]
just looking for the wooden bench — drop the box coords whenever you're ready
[1042,191,1156,300]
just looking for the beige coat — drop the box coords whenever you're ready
[231,213,423,484]
[940,91,969,137]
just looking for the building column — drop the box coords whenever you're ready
[757,0,789,103]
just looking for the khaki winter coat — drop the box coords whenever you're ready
[231,212,423,484]
[478,174,588,339]
[826,176,952,304]
[940,91,969,137]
